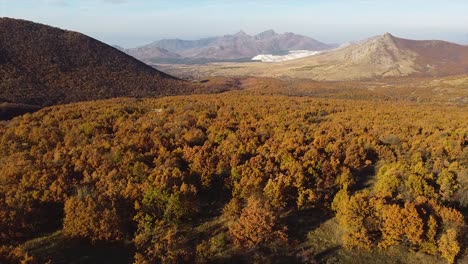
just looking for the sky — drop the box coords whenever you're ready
[1,0,467,48]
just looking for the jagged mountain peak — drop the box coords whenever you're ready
[255,29,277,39]
[383,32,394,38]
[233,30,249,37]
[381,32,398,43]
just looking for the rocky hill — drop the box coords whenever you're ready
[297,33,468,79]
[281,33,468,79]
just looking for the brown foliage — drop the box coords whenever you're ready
[0,246,35,264]
[63,195,123,242]
[438,229,461,264]
[229,196,288,249]
[0,94,465,262]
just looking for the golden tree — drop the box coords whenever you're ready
[378,204,405,248]
[402,202,424,246]
[335,191,377,250]
[229,196,287,249]
[438,229,460,264]
[63,195,123,242]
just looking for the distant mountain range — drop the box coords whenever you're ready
[0,18,194,110]
[125,30,335,64]
[161,33,468,80]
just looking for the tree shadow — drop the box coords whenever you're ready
[314,246,340,263]
[25,232,134,264]
[284,208,333,242]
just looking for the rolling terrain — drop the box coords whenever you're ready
[229,74,468,105]
[159,33,468,80]
[0,19,467,264]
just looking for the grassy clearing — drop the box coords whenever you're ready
[300,218,447,264]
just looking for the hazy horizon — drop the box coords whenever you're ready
[1,0,467,48]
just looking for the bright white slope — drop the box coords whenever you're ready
[252,50,323,62]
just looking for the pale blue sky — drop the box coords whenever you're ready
[1,0,467,47]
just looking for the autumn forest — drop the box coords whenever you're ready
[1,92,466,263]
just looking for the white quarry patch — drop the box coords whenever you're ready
[252,50,323,62]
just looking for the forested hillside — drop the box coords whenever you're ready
[0,94,466,263]
[0,18,192,107]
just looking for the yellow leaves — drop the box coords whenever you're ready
[375,159,456,201]
[63,196,123,242]
[419,215,439,255]
[438,206,464,226]
[135,226,192,264]
[374,164,404,198]
[232,164,265,199]
[182,128,206,146]
[402,202,424,246]
[263,175,289,209]
[378,204,405,248]
[335,167,355,191]
[336,187,465,263]
[0,94,466,261]
[343,229,373,250]
[344,141,367,168]
[0,246,35,264]
[335,191,378,250]
[411,162,427,176]
[296,189,316,209]
[228,196,287,249]
[436,168,460,200]
[405,173,438,199]
[331,189,349,213]
[222,197,242,221]
[438,229,460,264]
[263,172,316,209]
[426,215,438,242]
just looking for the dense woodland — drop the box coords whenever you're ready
[0,94,466,263]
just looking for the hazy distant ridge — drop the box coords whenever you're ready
[126,30,335,63]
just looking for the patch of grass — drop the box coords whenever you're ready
[300,218,446,264]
